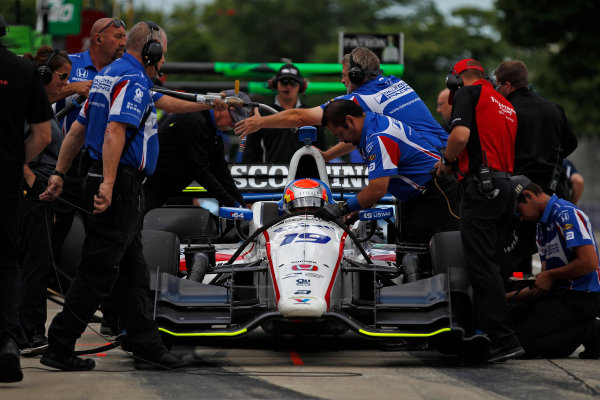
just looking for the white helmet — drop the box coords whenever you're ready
[283,179,329,213]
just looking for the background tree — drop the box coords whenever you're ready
[496,0,600,136]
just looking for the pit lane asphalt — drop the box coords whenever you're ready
[5,301,600,400]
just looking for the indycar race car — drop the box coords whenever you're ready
[141,128,488,356]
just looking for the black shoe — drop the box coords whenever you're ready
[40,350,96,371]
[20,333,48,358]
[100,318,118,337]
[580,319,600,359]
[488,336,525,363]
[0,337,23,383]
[133,351,195,370]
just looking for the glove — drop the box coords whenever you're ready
[314,202,349,221]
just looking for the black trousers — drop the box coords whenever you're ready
[511,291,600,357]
[51,167,83,266]
[47,166,164,357]
[460,177,516,344]
[0,163,27,346]
[19,174,53,339]
[402,174,459,244]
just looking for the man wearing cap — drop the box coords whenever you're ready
[143,90,250,213]
[434,58,522,362]
[234,47,448,157]
[242,63,325,163]
[509,177,600,359]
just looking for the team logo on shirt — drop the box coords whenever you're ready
[563,224,573,230]
[76,68,88,79]
[559,211,570,223]
[134,88,144,103]
[369,154,376,161]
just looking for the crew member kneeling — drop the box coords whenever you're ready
[508,176,600,359]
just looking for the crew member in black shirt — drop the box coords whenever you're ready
[242,63,325,163]
[0,23,53,382]
[435,58,523,363]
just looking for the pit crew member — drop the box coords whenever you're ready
[316,99,458,244]
[39,21,228,371]
[234,47,448,159]
[508,177,600,359]
[434,58,522,362]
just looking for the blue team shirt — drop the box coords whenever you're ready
[78,52,159,176]
[322,75,448,149]
[537,195,600,292]
[55,50,98,135]
[357,112,441,201]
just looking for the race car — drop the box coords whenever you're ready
[143,131,487,356]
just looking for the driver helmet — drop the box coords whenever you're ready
[283,179,330,213]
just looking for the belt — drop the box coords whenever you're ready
[89,159,144,181]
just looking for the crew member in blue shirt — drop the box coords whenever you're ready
[234,47,448,156]
[508,176,600,358]
[314,99,458,244]
[40,21,229,372]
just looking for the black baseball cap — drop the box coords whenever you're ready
[276,63,302,83]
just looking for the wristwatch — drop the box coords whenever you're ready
[441,155,454,166]
[51,169,67,180]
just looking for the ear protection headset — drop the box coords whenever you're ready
[347,53,382,85]
[445,73,463,92]
[347,53,365,85]
[38,48,61,85]
[141,21,163,67]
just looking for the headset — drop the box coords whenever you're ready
[347,53,382,85]
[38,48,61,85]
[141,21,163,67]
[445,73,463,92]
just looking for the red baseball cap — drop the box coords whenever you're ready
[450,58,485,75]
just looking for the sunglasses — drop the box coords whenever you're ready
[54,71,69,81]
[279,78,299,86]
[98,19,126,34]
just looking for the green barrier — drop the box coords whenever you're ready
[213,62,403,78]
[248,81,347,95]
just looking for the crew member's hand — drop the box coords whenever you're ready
[314,202,349,222]
[213,97,228,111]
[69,80,92,98]
[531,270,552,296]
[434,159,453,177]
[39,175,64,202]
[94,181,114,214]
[233,108,261,138]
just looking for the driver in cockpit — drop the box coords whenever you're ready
[281,178,334,213]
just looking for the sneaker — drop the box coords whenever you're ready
[0,337,23,383]
[133,350,195,370]
[579,319,600,359]
[40,350,95,371]
[488,335,525,363]
[20,333,48,358]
